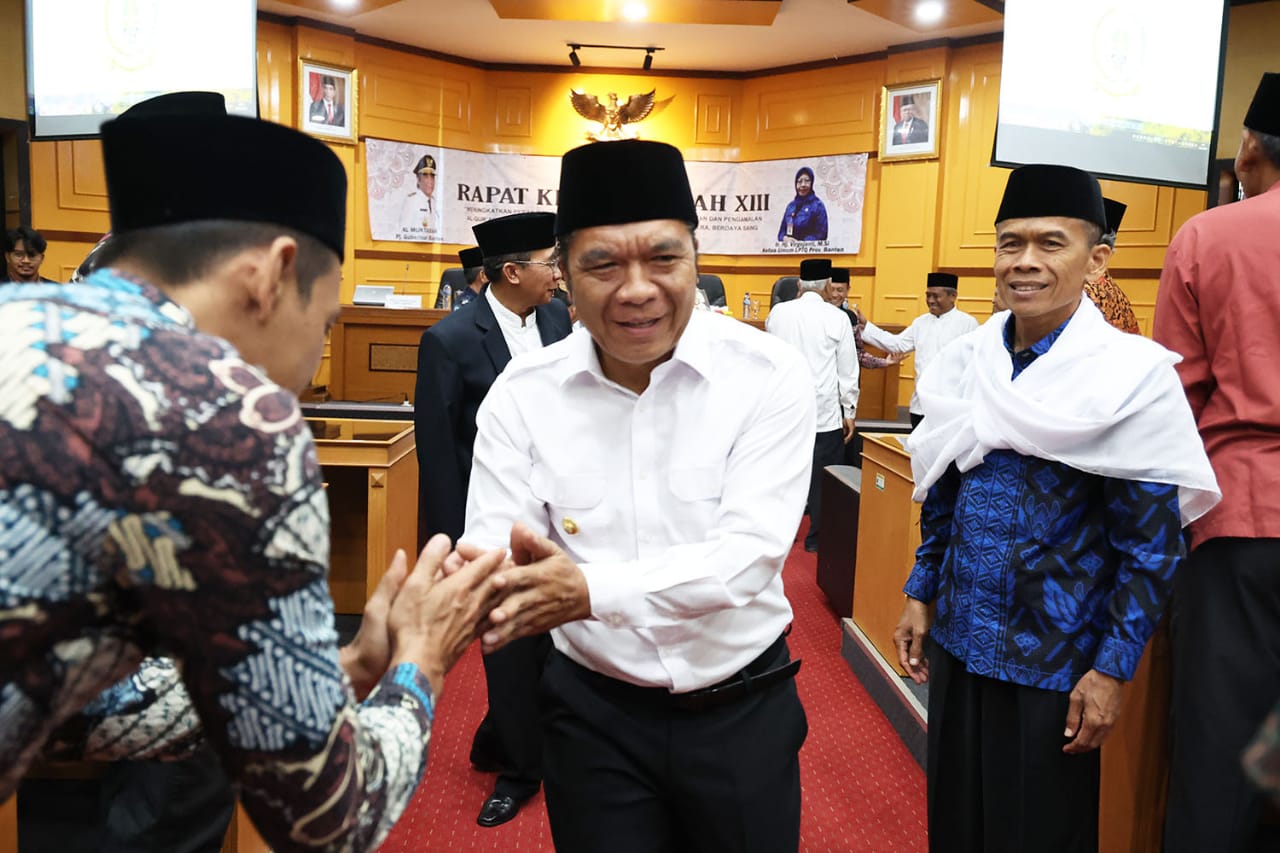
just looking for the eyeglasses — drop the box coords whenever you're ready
[515,257,560,270]
[6,250,43,260]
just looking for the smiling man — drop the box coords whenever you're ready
[460,140,816,852]
[892,164,1220,852]
[2,226,55,283]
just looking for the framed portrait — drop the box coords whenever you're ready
[879,80,941,162]
[299,60,358,144]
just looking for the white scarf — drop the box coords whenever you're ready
[903,297,1220,525]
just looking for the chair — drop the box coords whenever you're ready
[437,267,467,309]
[770,276,799,307]
[696,273,727,307]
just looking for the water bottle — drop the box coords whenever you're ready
[439,282,452,310]
[741,293,751,319]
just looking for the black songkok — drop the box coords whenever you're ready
[1102,198,1127,234]
[473,212,556,258]
[1244,72,1280,137]
[120,91,227,119]
[926,272,958,291]
[830,267,850,285]
[458,246,485,269]
[994,164,1106,231]
[101,95,347,258]
[555,140,697,237]
[799,258,832,281]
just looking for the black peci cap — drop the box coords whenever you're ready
[119,91,227,119]
[458,246,485,269]
[1102,198,1127,234]
[926,272,958,291]
[1244,72,1280,137]
[473,212,557,259]
[994,164,1106,231]
[830,267,850,285]
[101,96,347,258]
[555,140,697,237]
[800,258,832,280]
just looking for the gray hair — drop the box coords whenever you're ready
[797,277,827,294]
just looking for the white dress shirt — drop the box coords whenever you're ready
[485,285,543,358]
[861,306,979,414]
[764,290,858,431]
[397,188,440,236]
[463,310,816,692]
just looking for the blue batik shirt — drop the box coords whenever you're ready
[903,314,1184,692]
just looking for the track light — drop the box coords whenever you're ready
[565,43,663,69]
[643,49,653,70]
[569,45,581,66]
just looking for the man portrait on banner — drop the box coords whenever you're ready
[308,75,345,127]
[398,153,442,239]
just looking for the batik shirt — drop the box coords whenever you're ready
[0,270,435,851]
[904,316,1184,692]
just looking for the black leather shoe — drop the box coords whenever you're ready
[476,794,521,828]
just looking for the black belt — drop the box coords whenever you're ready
[673,657,802,712]
[557,634,802,714]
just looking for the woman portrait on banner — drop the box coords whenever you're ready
[777,166,829,243]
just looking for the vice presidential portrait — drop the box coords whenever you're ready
[777,166,829,243]
[892,96,929,145]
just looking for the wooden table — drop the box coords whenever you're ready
[329,306,449,403]
[310,418,418,614]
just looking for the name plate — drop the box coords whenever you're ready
[384,294,424,309]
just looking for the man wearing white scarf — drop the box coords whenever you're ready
[892,164,1219,852]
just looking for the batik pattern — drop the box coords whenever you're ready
[0,271,433,851]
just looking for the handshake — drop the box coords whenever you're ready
[339,523,591,704]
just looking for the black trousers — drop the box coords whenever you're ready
[1165,537,1280,853]
[927,646,1100,853]
[539,640,807,853]
[99,746,234,853]
[805,428,845,550]
[481,632,552,800]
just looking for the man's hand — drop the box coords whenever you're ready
[893,598,932,684]
[842,417,856,444]
[1063,669,1125,753]
[480,522,592,653]
[340,549,410,700]
[387,534,508,699]
[886,351,906,365]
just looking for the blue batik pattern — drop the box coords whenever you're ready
[903,315,1184,692]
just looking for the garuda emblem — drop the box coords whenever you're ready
[569,89,674,141]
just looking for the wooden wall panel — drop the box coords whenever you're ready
[886,46,948,86]
[30,141,110,235]
[295,25,356,68]
[695,93,734,147]
[741,64,882,160]
[493,86,533,139]
[257,21,295,125]
[357,44,477,147]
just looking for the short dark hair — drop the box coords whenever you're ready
[1255,129,1280,169]
[1081,221,1103,248]
[321,76,337,89]
[92,220,337,303]
[482,250,533,287]
[1098,229,1118,250]
[463,265,484,286]
[5,226,47,255]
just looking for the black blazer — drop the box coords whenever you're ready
[414,292,572,545]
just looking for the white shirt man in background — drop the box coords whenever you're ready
[860,272,978,428]
[766,257,858,553]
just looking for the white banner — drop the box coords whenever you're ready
[366,138,866,255]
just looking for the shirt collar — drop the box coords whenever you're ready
[559,309,713,390]
[88,268,196,328]
[485,284,534,329]
[1002,311,1071,360]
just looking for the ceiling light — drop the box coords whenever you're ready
[643,48,654,70]
[569,45,581,66]
[915,1,945,24]
[622,2,647,21]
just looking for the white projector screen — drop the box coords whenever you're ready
[26,0,258,139]
[994,0,1229,188]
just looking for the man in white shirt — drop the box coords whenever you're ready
[860,272,978,428]
[397,154,442,239]
[459,140,816,852]
[412,211,571,828]
[766,257,857,552]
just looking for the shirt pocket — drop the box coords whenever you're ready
[530,465,609,536]
[668,465,725,504]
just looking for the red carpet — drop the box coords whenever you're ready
[381,523,926,851]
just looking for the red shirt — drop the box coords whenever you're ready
[1154,180,1280,548]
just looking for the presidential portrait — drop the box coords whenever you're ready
[881,80,941,162]
[299,61,358,143]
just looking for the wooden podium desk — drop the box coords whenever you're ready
[310,418,418,615]
[852,433,921,675]
[329,306,449,404]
